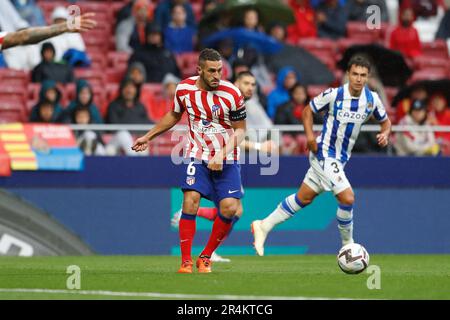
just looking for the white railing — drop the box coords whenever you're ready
[68,124,450,133]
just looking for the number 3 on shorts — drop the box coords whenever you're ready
[187,162,196,176]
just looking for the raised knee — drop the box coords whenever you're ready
[183,193,200,212]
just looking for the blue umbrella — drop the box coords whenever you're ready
[202,27,283,55]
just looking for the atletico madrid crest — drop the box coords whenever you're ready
[212,104,221,117]
[186,176,196,186]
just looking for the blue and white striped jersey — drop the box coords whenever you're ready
[310,83,387,163]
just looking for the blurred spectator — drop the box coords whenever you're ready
[389,7,422,59]
[31,42,74,84]
[428,94,450,145]
[72,106,107,156]
[396,85,428,122]
[11,0,46,27]
[125,61,156,114]
[286,0,317,44]
[128,23,180,83]
[0,0,29,31]
[115,0,135,28]
[267,66,300,120]
[149,73,181,120]
[394,99,440,156]
[346,0,389,22]
[241,8,264,32]
[154,0,196,30]
[29,99,61,123]
[46,7,86,62]
[202,0,220,15]
[106,79,152,155]
[274,83,310,125]
[116,0,153,53]
[106,79,151,125]
[435,8,450,40]
[1,40,40,71]
[29,80,64,122]
[164,4,197,54]
[268,22,287,43]
[230,59,268,110]
[401,0,439,19]
[235,71,273,131]
[61,79,103,124]
[316,0,348,39]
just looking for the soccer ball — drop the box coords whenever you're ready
[337,243,369,274]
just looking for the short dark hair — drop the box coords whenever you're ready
[198,48,222,66]
[347,55,371,73]
[235,71,254,81]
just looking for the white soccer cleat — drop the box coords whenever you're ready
[251,220,268,256]
[171,209,182,228]
[211,251,231,263]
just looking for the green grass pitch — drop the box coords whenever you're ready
[0,255,449,300]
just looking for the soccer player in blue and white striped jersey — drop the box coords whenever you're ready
[251,56,392,256]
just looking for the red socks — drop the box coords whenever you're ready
[197,207,218,221]
[200,213,233,257]
[179,213,196,262]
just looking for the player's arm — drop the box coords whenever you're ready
[240,139,278,153]
[208,120,247,171]
[302,104,317,154]
[377,118,391,147]
[1,13,96,50]
[131,111,182,152]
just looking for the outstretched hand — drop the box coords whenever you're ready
[69,13,97,33]
[376,132,389,147]
[132,136,149,152]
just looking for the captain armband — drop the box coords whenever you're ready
[230,108,247,121]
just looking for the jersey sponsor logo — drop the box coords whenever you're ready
[186,176,196,186]
[337,110,368,123]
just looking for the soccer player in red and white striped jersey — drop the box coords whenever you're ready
[0,13,96,51]
[132,49,247,273]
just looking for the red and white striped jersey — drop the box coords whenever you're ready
[173,76,246,161]
[0,32,8,51]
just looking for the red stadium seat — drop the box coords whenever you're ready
[0,100,27,123]
[307,85,328,99]
[0,69,30,87]
[176,52,199,79]
[108,51,130,68]
[74,68,105,86]
[346,22,381,42]
[0,85,27,104]
[409,69,448,83]
[297,38,337,57]
[105,66,127,84]
[421,40,449,59]
[413,56,449,71]
[87,51,107,70]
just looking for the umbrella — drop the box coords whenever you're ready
[337,44,412,87]
[200,0,295,30]
[202,27,283,55]
[392,79,450,107]
[265,45,335,85]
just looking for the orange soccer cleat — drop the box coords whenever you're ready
[196,255,212,273]
[177,260,193,273]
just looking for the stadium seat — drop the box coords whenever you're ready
[108,51,130,68]
[346,21,381,42]
[421,40,449,59]
[383,86,399,107]
[0,85,27,104]
[413,56,449,71]
[409,69,448,83]
[307,85,328,99]
[74,68,105,86]
[313,52,336,71]
[0,100,27,123]
[297,38,337,58]
[82,31,110,53]
[176,52,199,79]
[0,69,30,87]
[87,51,107,70]
[106,66,127,84]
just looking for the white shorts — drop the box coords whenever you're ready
[303,153,352,195]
